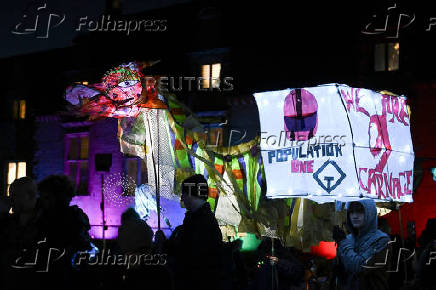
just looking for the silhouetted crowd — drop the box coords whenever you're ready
[0,174,435,290]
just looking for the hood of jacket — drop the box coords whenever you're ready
[345,199,389,252]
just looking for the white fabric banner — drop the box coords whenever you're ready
[254,84,414,203]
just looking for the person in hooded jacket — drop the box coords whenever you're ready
[333,199,391,290]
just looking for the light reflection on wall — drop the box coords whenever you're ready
[71,194,185,240]
[35,117,186,240]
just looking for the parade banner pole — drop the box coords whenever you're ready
[157,110,161,231]
[101,174,106,250]
[397,202,408,283]
[271,237,275,290]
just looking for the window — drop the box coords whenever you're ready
[65,134,89,195]
[374,43,399,71]
[201,63,221,89]
[108,0,121,9]
[123,156,147,195]
[12,100,26,120]
[7,162,26,196]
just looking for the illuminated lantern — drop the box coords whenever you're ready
[311,241,337,260]
[65,64,149,119]
[255,84,414,203]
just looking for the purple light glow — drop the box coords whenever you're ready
[36,117,186,241]
[70,195,130,240]
[71,193,185,240]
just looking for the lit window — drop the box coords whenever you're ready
[375,43,399,71]
[65,134,89,196]
[7,162,26,196]
[201,63,221,89]
[112,0,120,9]
[12,100,26,120]
[123,156,147,195]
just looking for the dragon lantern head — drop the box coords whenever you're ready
[102,66,144,107]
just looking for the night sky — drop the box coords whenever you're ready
[0,0,190,58]
[2,0,435,85]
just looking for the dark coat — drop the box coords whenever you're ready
[34,205,92,290]
[253,239,305,290]
[337,199,390,290]
[171,202,228,290]
[416,242,436,290]
[0,211,41,290]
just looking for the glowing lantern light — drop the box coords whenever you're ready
[311,241,337,260]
